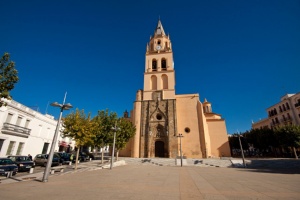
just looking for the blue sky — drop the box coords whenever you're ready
[1,0,299,134]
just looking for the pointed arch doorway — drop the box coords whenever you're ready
[155,141,165,157]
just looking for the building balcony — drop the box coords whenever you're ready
[1,123,31,138]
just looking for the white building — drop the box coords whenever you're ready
[0,99,74,158]
[252,92,300,129]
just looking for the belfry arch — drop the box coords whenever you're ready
[151,75,157,90]
[161,74,168,89]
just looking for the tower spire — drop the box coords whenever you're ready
[154,19,166,36]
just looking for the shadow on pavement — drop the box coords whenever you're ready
[243,159,300,174]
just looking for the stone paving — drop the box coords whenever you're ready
[1,158,300,200]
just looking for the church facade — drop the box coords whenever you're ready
[120,20,231,158]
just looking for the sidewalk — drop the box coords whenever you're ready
[1,163,300,199]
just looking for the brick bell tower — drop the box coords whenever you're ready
[132,20,178,158]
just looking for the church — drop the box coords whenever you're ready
[120,20,231,159]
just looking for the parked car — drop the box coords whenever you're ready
[7,155,35,172]
[34,154,60,167]
[72,152,90,162]
[0,158,18,176]
[54,152,71,165]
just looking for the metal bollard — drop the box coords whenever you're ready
[89,158,92,161]
[69,161,72,165]
[29,168,34,174]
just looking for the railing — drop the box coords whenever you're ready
[1,123,31,137]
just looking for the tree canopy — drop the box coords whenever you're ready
[0,52,19,107]
[62,109,93,147]
[230,124,300,158]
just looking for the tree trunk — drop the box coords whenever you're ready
[293,147,298,159]
[75,147,80,170]
[116,150,119,161]
[101,147,104,164]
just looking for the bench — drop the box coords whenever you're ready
[50,166,65,174]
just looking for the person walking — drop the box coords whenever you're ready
[28,154,33,161]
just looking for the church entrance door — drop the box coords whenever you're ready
[155,141,165,157]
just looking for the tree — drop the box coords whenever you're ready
[114,117,136,160]
[91,109,117,163]
[0,52,19,107]
[62,109,93,169]
[274,124,300,159]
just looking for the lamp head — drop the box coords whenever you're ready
[63,103,73,110]
[50,102,63,107]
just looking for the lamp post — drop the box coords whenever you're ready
[177,133,183,167]
[42,93,72,182]
[238,134,246,168]
[110,122,120,170]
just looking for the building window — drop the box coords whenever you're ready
[275,118,279,124]
[16,142,24,155]
[156,114,162,120]
[152,59,157,71]
[185,127,191,133]
[6,113,13,123]
[16,116,22,126]
[286,103,290,110]
[161,59,167,70]
[25,120,30,128]
[287,113,291,120]
[6,141,16,155]
[279,106,282,112]
[42,143,50,154]
[282,104,286,111]
[38,125,43,136]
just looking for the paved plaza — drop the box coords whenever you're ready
[0,159,300,200]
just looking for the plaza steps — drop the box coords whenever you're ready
[119,157,233,168]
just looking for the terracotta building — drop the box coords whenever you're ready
[120,20,231,158]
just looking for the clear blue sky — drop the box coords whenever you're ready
[1,0,299,134]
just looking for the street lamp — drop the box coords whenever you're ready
[238,134,246,168]
[177,133,184,167]
[42,94,72,182]
[110,122,120,170]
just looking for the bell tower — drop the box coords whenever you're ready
[134,20,178,158]
[143,20,175,101]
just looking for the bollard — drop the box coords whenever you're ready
[29,168,34,174]
[89,158,92,161]
[69,161,72,165]
[6,171,13,178]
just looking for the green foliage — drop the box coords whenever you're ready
[274,124,300,148]
[228,133,248,150]
[231,125,300,158]
[91,109,118,148]
[115,118,136,151]
[62,109,93,147]
[246,127,278,150]
[0,52,19,107]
